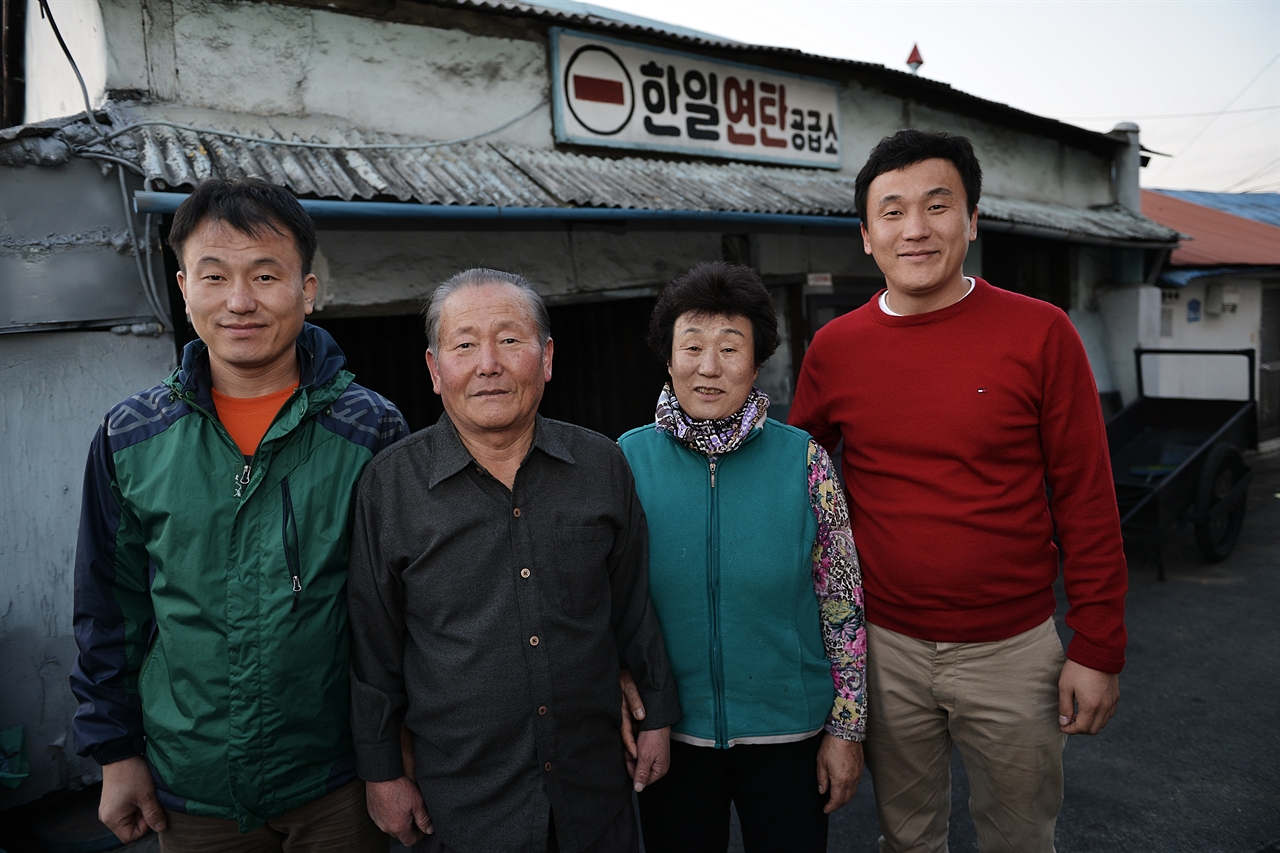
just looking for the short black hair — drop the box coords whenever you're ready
[168,178,318,275]
[854,129,983,222]
[648,261,780,368]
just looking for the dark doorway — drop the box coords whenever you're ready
[979,232,1071,308]
[313,294,666,439]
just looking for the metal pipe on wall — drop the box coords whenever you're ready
[133,191,862,230]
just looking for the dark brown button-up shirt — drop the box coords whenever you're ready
[348,414,680,853]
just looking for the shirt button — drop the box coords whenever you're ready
[529,636,539,646]
[520,568,530,578]
[544,762,552,772]
[513,507,521,518]
[538,705,548,715]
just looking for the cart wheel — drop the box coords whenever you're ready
[1194,442,1248,562]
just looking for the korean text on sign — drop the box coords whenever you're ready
[552,29,842,169]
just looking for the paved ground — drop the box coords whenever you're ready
[786,448,1280,853]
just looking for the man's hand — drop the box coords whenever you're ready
[816,734,863,814]
[366,777,432,846]
[99,755,167,842]
[619,668,646,769]
[629,726,670,793]
[1058,659,1120,735]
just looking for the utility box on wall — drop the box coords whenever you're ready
[1205,282,1241,315]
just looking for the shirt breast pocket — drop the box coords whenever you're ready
[551,525,615,618]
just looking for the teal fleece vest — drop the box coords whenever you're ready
[619,419,832,747]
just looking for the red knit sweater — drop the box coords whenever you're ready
[789,279,1127,673]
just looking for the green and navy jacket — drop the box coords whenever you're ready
[71,324,407,831]
[619,419,834,747]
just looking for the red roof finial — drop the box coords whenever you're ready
[907,43,924,75]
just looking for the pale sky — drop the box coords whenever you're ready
[583,0,1280,194]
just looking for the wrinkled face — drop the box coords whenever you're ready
[861,157,978,302]
[668,312,759,421]
[426,283,553,441]
[176,218,315,381]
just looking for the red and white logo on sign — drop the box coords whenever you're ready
[564,45,634,136]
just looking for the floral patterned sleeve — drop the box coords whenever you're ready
[807,439,867,741]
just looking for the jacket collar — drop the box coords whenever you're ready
[171,323,347,408]
[427,412,575,489]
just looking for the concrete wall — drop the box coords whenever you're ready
[1,158,166,331]
[313,226,724,314]
[1098,284,1163,404]
[832,78,1114,207]
[1148,277,1264,401]
[23,0,109,123]
[0,331,176,809]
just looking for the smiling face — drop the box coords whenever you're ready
[861,157,978,313]
[176,218,316,394]
[426,282,553,444]
[668,312,759,421]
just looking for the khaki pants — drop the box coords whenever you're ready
[159,779,385,853]
[865,619,1067,853]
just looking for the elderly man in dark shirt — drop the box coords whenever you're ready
[348,268,680,853]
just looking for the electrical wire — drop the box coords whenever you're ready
[1221,156,1280,193]
[119,165,169,324]
[38,0,166,328]
[35,0,102,133]
[1058,105,1279,121]
[1149,51,1280,181]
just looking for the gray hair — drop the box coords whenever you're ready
[423,268,551,352]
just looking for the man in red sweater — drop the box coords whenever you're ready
[789,129,1126,853]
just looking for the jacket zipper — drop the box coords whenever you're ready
[234,462,252,498]
[280,478,302,612]
[707,456,727,747]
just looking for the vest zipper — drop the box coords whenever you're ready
[707,456,727,747]
[280,478,302,612]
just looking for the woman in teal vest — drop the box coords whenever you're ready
[618,261,866,852]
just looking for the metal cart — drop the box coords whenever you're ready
[1105,348,1257,579]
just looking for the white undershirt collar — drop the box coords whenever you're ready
[879,277,975,317]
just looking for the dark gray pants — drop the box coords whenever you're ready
[411,801,639,853]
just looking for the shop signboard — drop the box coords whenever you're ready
[550,28,842,169]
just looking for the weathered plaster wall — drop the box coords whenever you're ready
[1098,284,1162,404]
[0,331,176,809]
[1,158,165,330]
[1149,278,1264,401]
[79,1,1114,206]
[95,0,553,146]
[832,78,1114,208]
[313,226,724,313]
[23,0,109,123]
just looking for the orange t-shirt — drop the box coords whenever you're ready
[211,385,298,456]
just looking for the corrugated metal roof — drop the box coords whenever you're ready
[3,111,1178,244]
[979,196,1181,245]
[1150,190,1280,229]
[1141,189,1280,266]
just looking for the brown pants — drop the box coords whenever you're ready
[159,779,385,853]
[865,619,1068,853]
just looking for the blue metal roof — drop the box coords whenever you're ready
[1158,266,1278,288]
[1149,190,1280,228]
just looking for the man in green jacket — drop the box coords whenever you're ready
[70,178,407,851]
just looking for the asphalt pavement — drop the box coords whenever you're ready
[782,448,1280,853]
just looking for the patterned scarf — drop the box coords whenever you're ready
[655,383,770,457]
